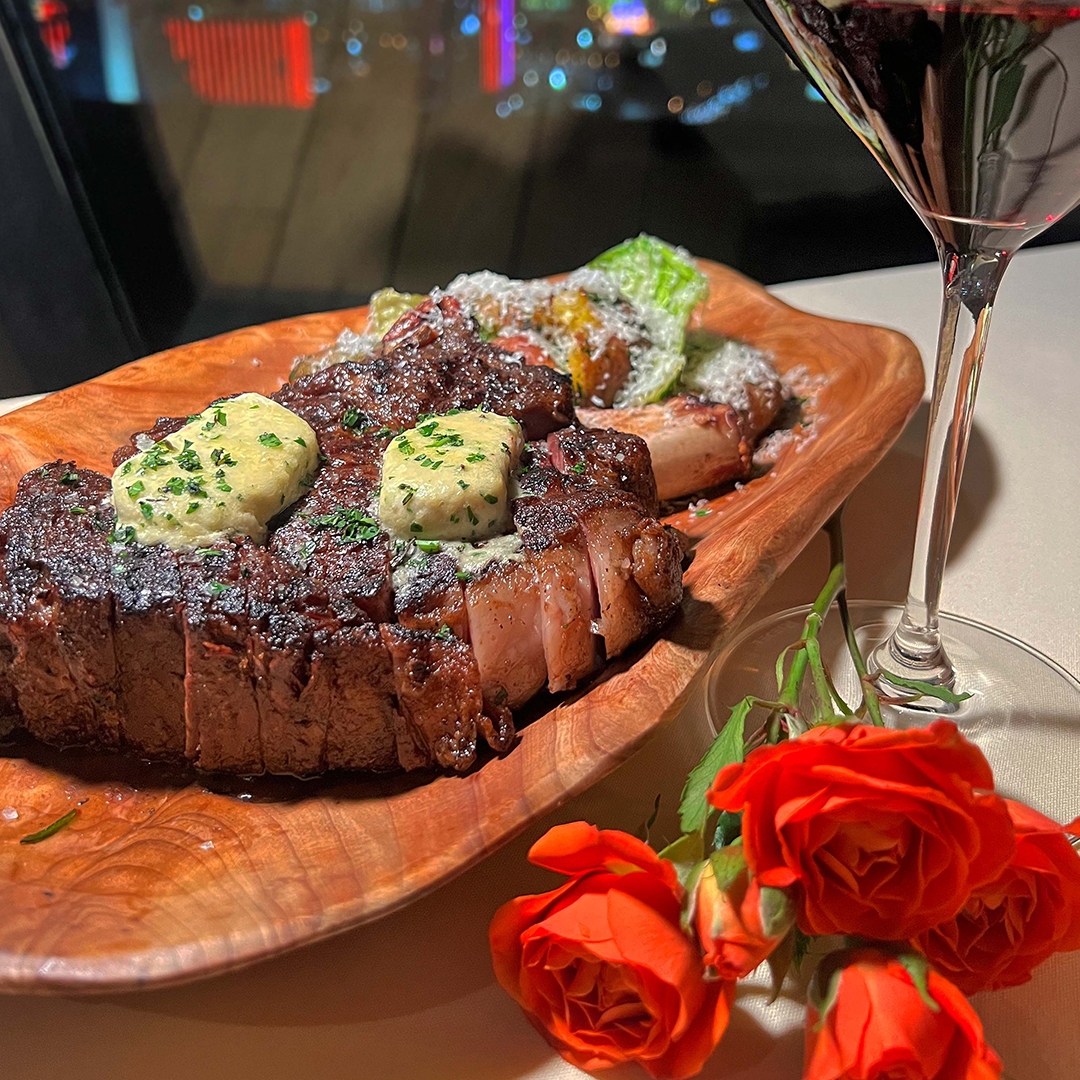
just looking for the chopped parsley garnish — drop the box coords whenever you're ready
[109,525,137,545]
[493,686,509,705]
[466,506,479,526]
[455,570,472,582]
[481,493,499,504]
[19,808,78,845]
[216,479,233,493]
[213,406,228,426]
[139,502,154,521]
[294,437,307,448]
[466,451,486,463]
[141,445,171,470]
[416,421,439,437]
[69,507,86,515]
[309,507,381,544]
[209,581,228,596]
[396,437,414,456]
[457,480,469,489]
[410,522,423,533]
[176,441,203,472]
[569,462,586,474]
[400,484,416,506]
[186,479,208,498]
[434,624,455,642]
[416,539,442,553]
[342,407,366,430]
[60,470,80,486]
[126,480,145,499]
[258,432,282,448]
[196,548,224,557]
[186,502,201,514]
[162,476,185,495]
[428,432,464,449]
[210,448,237,467]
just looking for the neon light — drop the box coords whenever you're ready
[732,29,762,51]
[164,17,316,108]
[479,0,514,92]
[500,0,515,87]
[33,0,72,70]
[603,1,654,36]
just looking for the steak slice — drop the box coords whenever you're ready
[462,558,547,709]
[317,621,401,773]
[394,551,469,639]
[0,463,122,748]
[567,481,683,658]
[180,543,263,772]
[274,296,574,441]
[513,497,599,693]
[546,426,659,515]
[111,539,187,758]
[393,551,514,755]
[381,623,484,771]
[522,464,682,659]
[271,431,393,624]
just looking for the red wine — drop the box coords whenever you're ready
[763,0,1080,251]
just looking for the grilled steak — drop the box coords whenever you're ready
[0,298,682,775]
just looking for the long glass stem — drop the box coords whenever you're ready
[873,242,1011,694]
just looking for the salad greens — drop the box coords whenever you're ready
[589,235,710,406]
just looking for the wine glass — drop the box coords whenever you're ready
[709,0,1080,792]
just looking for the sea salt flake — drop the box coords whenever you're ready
[1,806,18,821]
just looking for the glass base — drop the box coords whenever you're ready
[705,601,1080,823]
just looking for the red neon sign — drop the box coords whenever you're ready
[164,17,315,109]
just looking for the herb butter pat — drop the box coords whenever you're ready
[111,393,319,550]
[379,410,524,541]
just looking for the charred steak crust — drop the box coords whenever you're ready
[0,300,683,775]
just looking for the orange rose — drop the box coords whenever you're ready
[693,845,795,980]
[489,822,735,1079]
[915,799,1080,994]
[805,948,1003,1080]
[708,721,1015,939]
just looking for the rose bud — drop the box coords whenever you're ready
[915,799,1080,995]
[490,822,735,1080]
[805,947,1003,1080]
[693,845,795,979]
[708,720,1015,940]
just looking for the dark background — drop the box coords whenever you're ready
[1,0,1077,395]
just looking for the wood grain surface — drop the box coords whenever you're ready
[0,262,924,993]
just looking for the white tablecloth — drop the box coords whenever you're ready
[2,243,1077,1080]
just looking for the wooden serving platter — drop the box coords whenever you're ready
[0,261,923,993]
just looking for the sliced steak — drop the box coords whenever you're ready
[546,426,659,515]
[179,543,263,772]
[0,463,121,748]
[274,296,574,441]
[111,539,187,758]
[513,496,599,693]
[381,623,483,771]
[462,558,547,709]
[521,464,682,659]
[565,481,683,658]
[394,551,469,639]
[392,551,513,756]
[271,431,393,624]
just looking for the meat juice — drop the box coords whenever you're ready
[761,0,1080,251]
